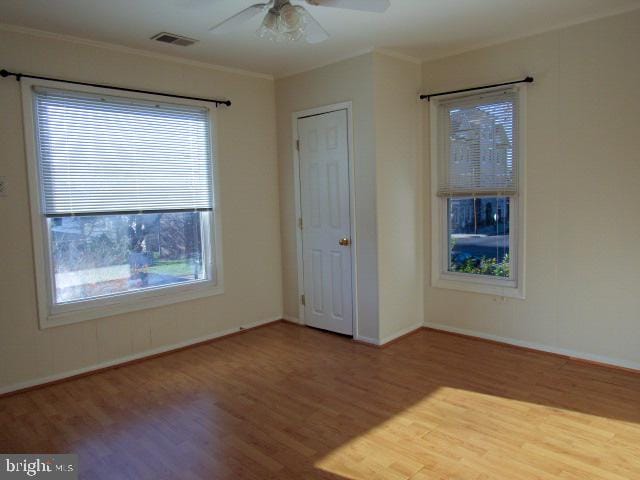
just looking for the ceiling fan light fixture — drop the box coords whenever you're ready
[256,10,278,40]
[256,4,308,43]
[280,4,303,31]
[211,0,389,44]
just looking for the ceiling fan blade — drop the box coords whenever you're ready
[305,0,390,13]
[209,3,268,34]
[298,7,330,44]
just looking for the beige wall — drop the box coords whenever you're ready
[422,10,640,368]
[373,53,424,341]
[0,29,283,391]
[3,8,639,391]
[276,52,423,343]
[276,54,380,340]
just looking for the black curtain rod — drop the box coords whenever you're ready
[0,69,231,107]
[420,76,533,101]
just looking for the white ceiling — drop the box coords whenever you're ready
[2,0,639,78]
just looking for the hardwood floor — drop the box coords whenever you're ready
[2,321,640,479]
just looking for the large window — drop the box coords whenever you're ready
[431,87,525,297]
[24,81,222,327]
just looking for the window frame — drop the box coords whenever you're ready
[429,85,526,299]
[21,78,224,329]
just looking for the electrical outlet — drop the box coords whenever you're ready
[0,176,6,197]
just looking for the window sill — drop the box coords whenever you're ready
[41,281,223,329]
[433,273,525,299]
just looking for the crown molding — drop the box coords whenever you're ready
[373,48,422,65]
[275,46,422,80]
[420,3,640,64]
[0,23,274,81]
[276,47,375,80]
[3,2,637,83]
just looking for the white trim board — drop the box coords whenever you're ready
[3,4,639,81]
[292,101,358,337]
[380,323,424,345]
[279,48,422,80]
[374,48,422,65]
[277,48,375,80]
[0,23,273,80]
[354,323,423,346]
[353,335,379,346]
[429,84,527,299]
[424,322,640,372]
[282,315,303,325]
[0,316,283,396]
[419,4,640,64]
[20,77,225,328]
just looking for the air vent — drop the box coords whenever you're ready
[151,32,198,47]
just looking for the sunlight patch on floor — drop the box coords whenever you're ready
[314,386,640,480]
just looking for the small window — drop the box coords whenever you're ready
[24,82,222,326]
[431,88,525,297]
[447,196,511,277]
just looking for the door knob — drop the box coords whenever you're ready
[339,237,351,246]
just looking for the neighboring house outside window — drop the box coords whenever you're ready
[22,80,223,327]
[430,87,526,298]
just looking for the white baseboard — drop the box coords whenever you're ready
[424,322,640,372]
[0,316,283,396]
[353,334,379,345]
[354,322,423,346]
[282,315,303,325]
[379,322,424,345]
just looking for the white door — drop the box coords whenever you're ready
[298,109,353,335]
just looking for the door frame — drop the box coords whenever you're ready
[292,101,358,336]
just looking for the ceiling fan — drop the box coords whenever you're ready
[209,0,391,44]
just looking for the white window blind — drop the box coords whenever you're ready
[34,87,214,216]
[437,89,517,197]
